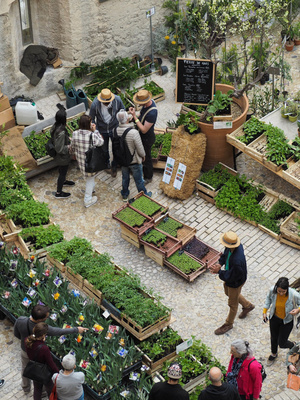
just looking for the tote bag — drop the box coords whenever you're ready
[23,344,52,385]
[85,132,106,173]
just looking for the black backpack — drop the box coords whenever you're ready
[112,127,134,167]
[248,359,267,382]
[45,137,56,157]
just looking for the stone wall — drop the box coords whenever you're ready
[0,0,167,100]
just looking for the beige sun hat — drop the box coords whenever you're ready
[133,89,152,105]
[220,231,240,248]
[97,88,115,103]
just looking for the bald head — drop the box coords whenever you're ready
[209,367,222,385]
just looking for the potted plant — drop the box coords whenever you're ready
[176,111,201,134]
[292,21,300,45]
[287,101,299,122]
[285,25,294,51]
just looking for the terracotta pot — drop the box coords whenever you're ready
[285,41,294,51]
[199,83,249,171]
[294,38,300,45]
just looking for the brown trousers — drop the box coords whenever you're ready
[224,283,252,325]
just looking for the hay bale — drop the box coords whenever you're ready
[160,126,206,200]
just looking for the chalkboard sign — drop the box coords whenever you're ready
[176,58,215,105]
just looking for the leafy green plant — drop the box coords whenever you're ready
[48,237,93,264]
[291,137,300,161]
[20,224,64,249]
[115,207,146,227]
[156,217,182,237]
[24,130,51,160]
[199,164,234,191]
[239,117,267,144]
[176,111,200,134]
[5,200,51,227]
[131,195,162,216]
[264,124,292,166]
[258,200,294,234]
[142,229,167,247]
[167,251,202,274]
[207,90,233,116]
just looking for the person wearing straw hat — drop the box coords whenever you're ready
[89,88,125,177]
[209,231,255,335]
[129,89,157,184]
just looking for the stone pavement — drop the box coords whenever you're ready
[1,53,300,400]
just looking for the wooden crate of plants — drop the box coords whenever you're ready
[46,253,66,273]
[226,125,247,152]
[82,279,102,306]
[282,160,300,190]
[164,250,206,282]
[180,104,203,119]
[65,266,84,289]
[154,214,196,246]
[182,236,221,268]
[280,211,300,246]
[125,80,165,111]
[4,234,28,259]
[0,214,20,240]
[140,228,182,267]
[130,192,168,220]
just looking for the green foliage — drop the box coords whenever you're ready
[156,217,182,237]
[5,200,51,227]
[115,207,146,227]
[24,130,51,160]
[207,90,233,115]
[176,111,200,134]
[167,251,202,274]
[291,137,300,161]
[142,229,167,247]
[239,117,268,144]
[126,79,164,98]
[264,124,292,166]
[20,224,64,250]
[152,133,173,158]
[258,200,294,234]
[199,164,235,191]
[248,86,281,119]
[131,195,162,216]
[48,237,93,264]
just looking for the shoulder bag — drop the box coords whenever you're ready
[85,132,107,173]
[49,374,58,400]
[23,344,53,384]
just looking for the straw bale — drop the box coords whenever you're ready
[159,125,206,200]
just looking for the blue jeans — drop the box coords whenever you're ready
[121,164,148,198]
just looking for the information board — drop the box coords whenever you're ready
[176,58,215,105]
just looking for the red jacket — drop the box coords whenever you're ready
[227,355,262,399]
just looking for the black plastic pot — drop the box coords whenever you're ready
[159,65,169,76]
[154,57,162,66]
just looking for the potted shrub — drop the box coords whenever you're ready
[287,101,299,122]
[285,25,294,51]
[176,111,201,134]
[293,21,300,45]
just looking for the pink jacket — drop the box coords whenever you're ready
[227,355,262,399]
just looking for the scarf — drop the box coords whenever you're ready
[227,355,246,388]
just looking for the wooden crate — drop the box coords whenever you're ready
[180,104,204,119]
[65,266,84,289]
[125,81,165,111]
[257,224,280,240]
[154,214,196,246]
[46,254,66,273]
[183,237,221,268]
[226,125,247,151]
[82,279,102,306]
[140,229,182,259]
[36,155,54,166]
[0,214,20,240]
[244,134,267,163]
[164,252,206,282]
[120,225,141,248]
[112,203,153,236]
[4,234,28,259]
[258,189,279,212]
[184,370,207,392]
[130,192,168,220]
[280,236,300,249]
[282,160,300,189]
[144,244,164,266]
[280,211,300,245]
[137,346,178,373]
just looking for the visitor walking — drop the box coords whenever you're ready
[209,231,255,335]
[263,277,300,365]
[115,110,152,201]
[52,354,85,400]
[25,322,59,400]
[51,108,74,199]
[129,89,157,184]
[149,362,189,400]
[70,114,104,208]
[14,304,88,394]
[89,88,125,177]
[227,339,262,400]
[198,367,240,400]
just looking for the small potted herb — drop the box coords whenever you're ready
[176,111,201,134]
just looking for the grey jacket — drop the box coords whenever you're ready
[89,95,125,135]
[14,316,79,351]
[264,287,300,324]
[116,123,145,165]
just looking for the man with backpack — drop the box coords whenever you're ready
[115,110,152,202]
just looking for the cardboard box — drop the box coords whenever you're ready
[0,107,15,132]
[53,58,62,68]
[0,95,10,112]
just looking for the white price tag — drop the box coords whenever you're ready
[146,7,155,18]
[176,338,193,354]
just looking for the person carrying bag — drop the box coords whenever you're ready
[25,322,59,400]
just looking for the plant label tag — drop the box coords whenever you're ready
[120,390,130,398]
[109,325,119,334]
[129,372,140,381]
[146,7,155,18]
[176,338,193,354]
[117,347,128,357]
[102,310,110,319]
[11,279,18,288]
[27,287,37,298]
[28,269,36,278]
[89,348,98,358]
[71,289,80,297]
[93,324,104,334]
[213,121,233,129]
[22,297,32,307]
[162,157,175,184]
[63,323,72,329]
[53,276,62,287]
[58,335,66,344]
[50,313,58,321]
[79,360,90,369]
[60,305,68,314]
[173,163,186,190]
[2,291,10,299]
[9,260,17,271]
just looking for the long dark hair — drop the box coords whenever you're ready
[273,277,289,295]
[79,114,92,130]
[26,322,48,349]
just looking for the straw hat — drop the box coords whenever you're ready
[97,89,115,103]
[220,231,240,248]
[133,89,152,105]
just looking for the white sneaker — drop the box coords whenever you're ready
[84,196,98,208]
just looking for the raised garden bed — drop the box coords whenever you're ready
[282,160,300,189]
[130,192,168,219]
[125,80,165,111]
[0,214,20,240]
[155,214,196,246]
[280,211,300,247]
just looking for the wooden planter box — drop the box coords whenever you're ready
[183,370,207,392]
[180,104,204,119]
[112,203,153,235]
[137,344,179,373]
[125,81,165,111]
[164,251,206,282]
[154,214,196,246]
[282,160,300,189]
[4,234,28,259]
[46,253,66,273]
[140,229,182,267]
[0,214,20,240]
[65,266,84,289]
[280,211,300,246]
[183,237,221,268]
[130,192,168,220]
[82,279,102,306]
[226,125,247,151]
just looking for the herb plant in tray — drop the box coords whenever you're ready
[239,117,267,144]
[142,229,167,247]
[115,207,146,227]
[131,195,162,216]
[167,251,202,274]
[156,216,183,237]
[24,130,51,160]
[19,224,64,250]
[5,200,51,227]
[198,164,234,191]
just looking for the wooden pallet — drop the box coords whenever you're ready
[282,160,300,189]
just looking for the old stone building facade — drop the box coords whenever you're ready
[0,0,167,99]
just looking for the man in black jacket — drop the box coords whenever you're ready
[198,367,240,400]
[209,231,255,335]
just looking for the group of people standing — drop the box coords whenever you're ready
[51,87,157,207]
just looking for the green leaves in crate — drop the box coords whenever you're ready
[239,117,267,144]
[265,124,292,166]
[24,130,51,160]
[6,200,51,227]
[131,196,162,216]
[156,217,182,237]
[258,200,294,234]
[20,224,64,249]
[198,164,234,190]
[167,251,202,274]
[126,79,164,98]
[115,207,146,227]
[48,237,93,264]
[142,229,167,247]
